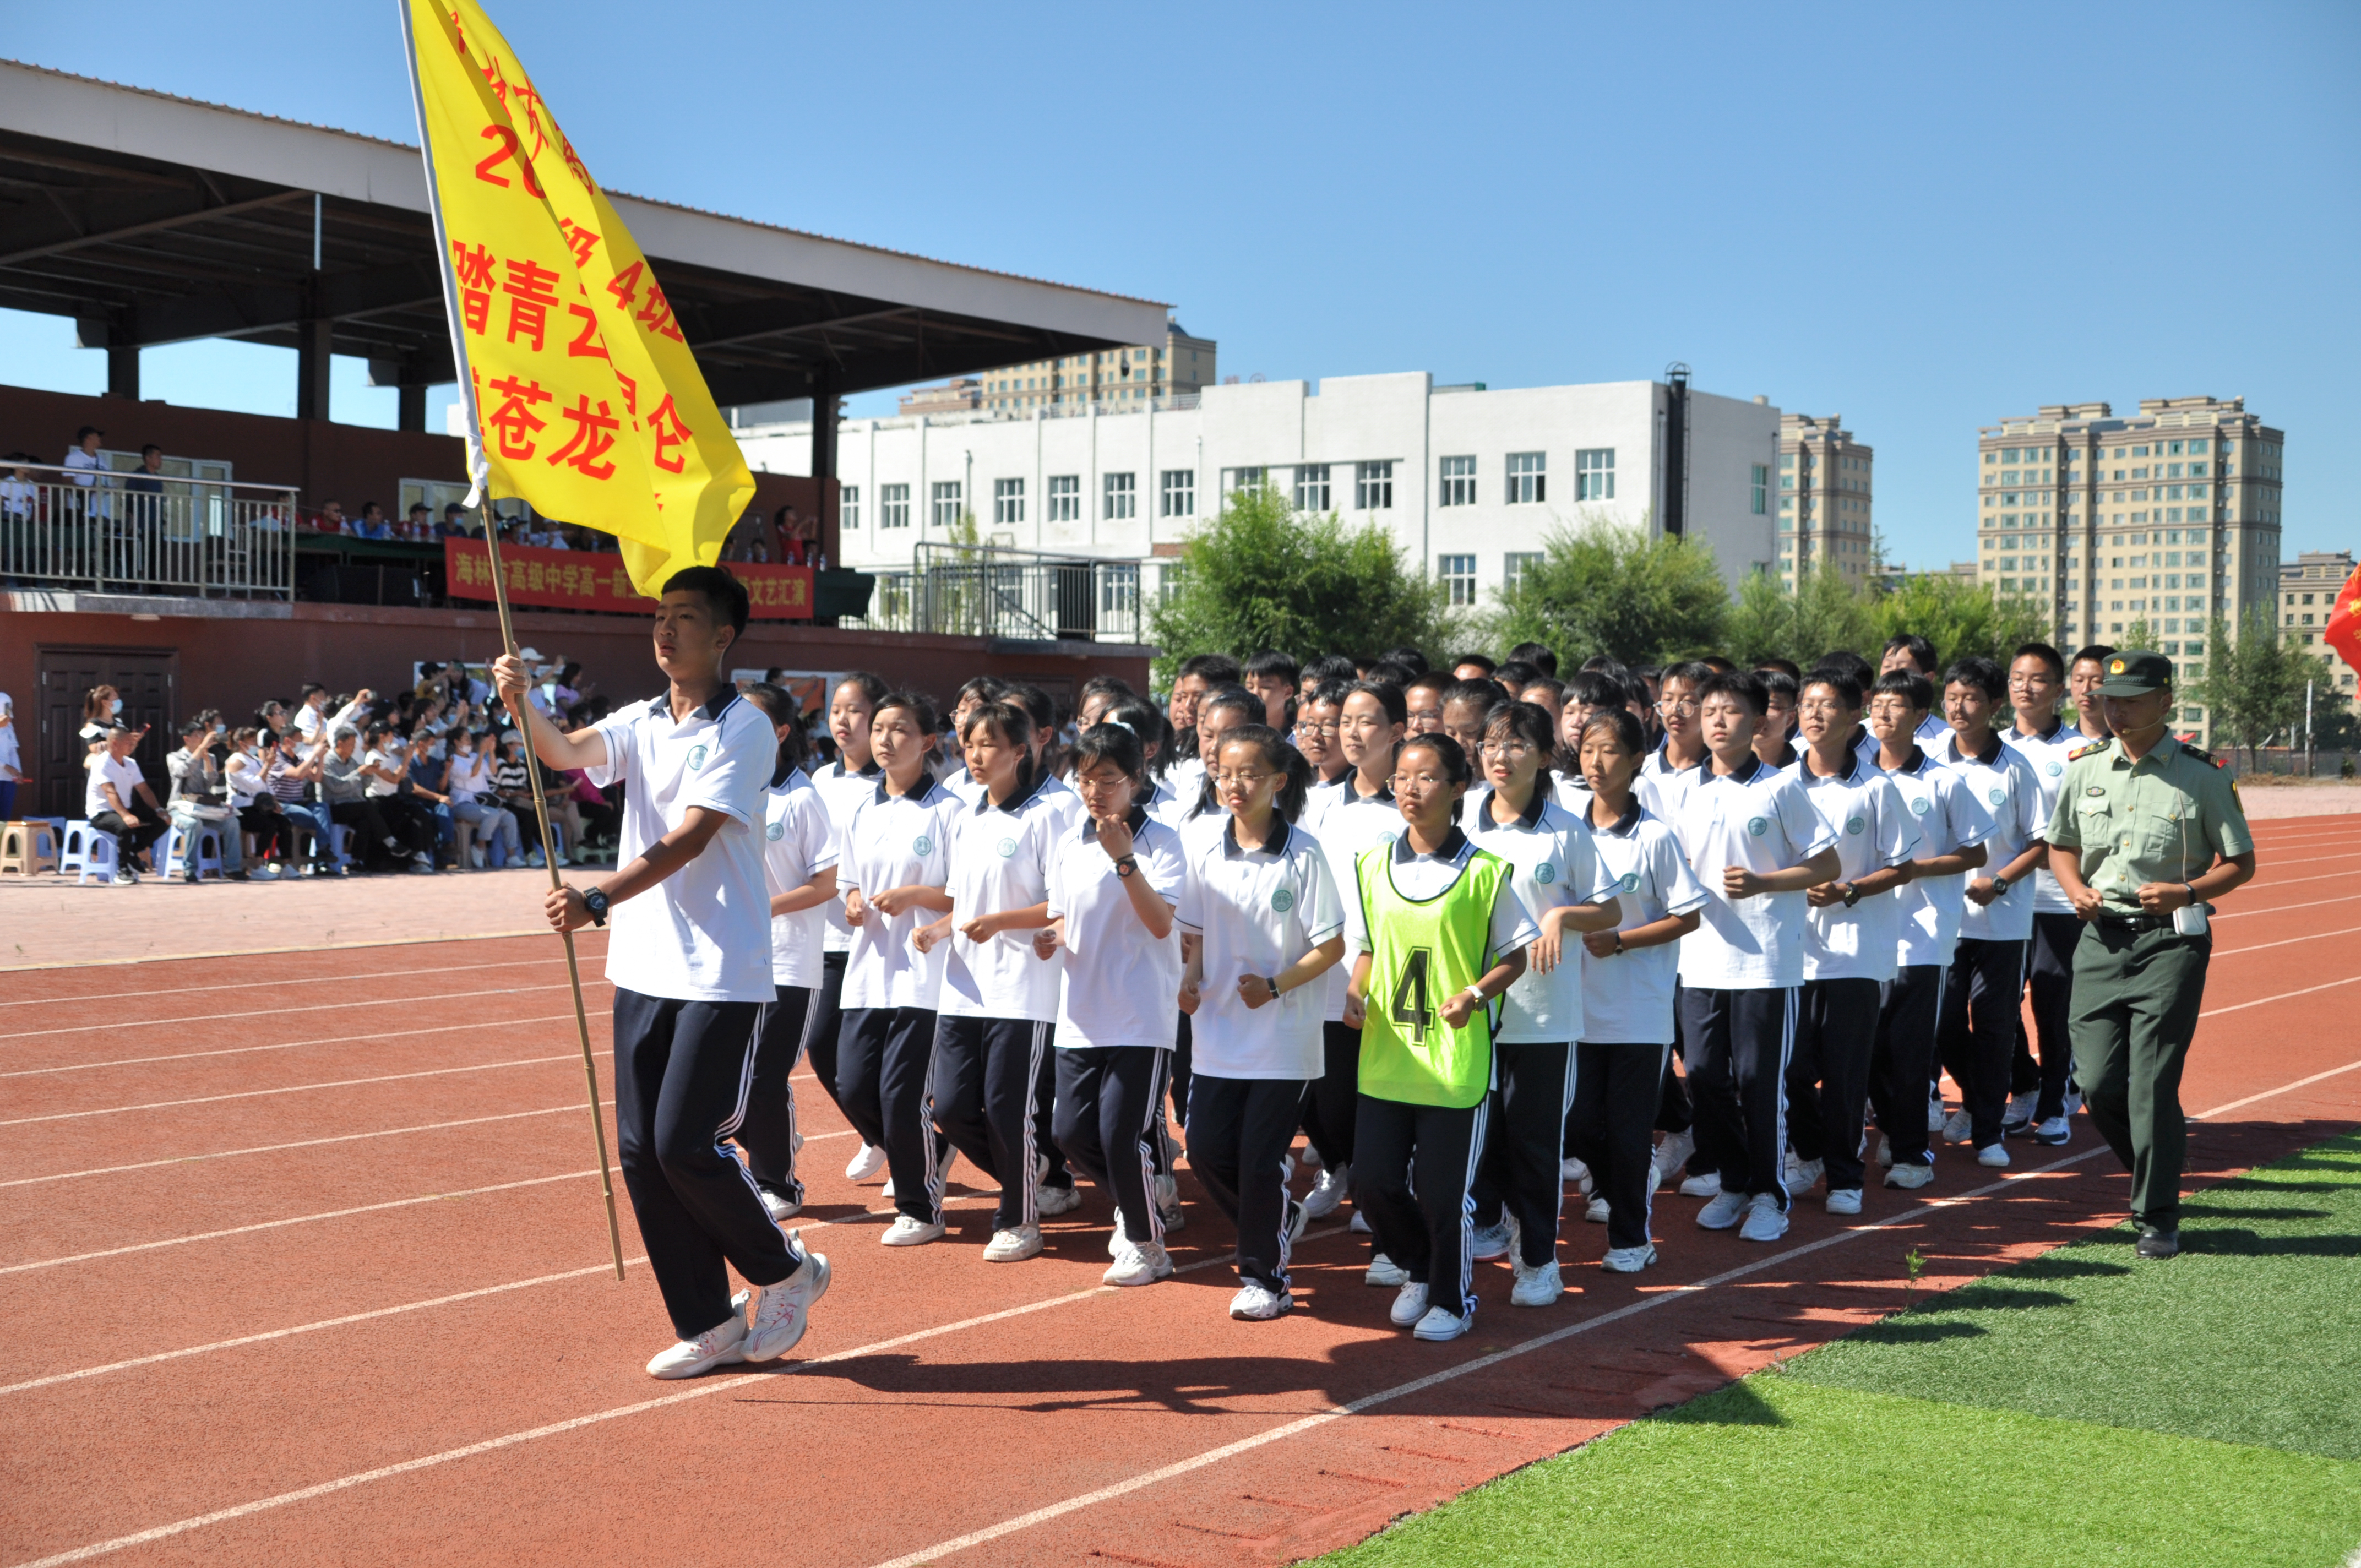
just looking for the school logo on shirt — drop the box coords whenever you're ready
[995,837,1018,858]
[765,820,785,841]
[1910,797,1933,816]
[1987,787,2006,805]
[687,744,709,772]
[1618,872,1641,892]
[2046,760,2065,777]
[1746,816,1769,837]
[1534,862,1557,884]
[913,834,934,855]
[1271,886,1296,913]
[1845,815,1866,835]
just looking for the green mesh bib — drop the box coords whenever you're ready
[1354,842,1510,1109]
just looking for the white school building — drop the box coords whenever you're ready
[733,370,1782,617]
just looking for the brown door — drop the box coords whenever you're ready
[35,649,178,818]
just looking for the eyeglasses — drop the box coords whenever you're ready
[1487,737,1535,755]
[1657,699,1699,716]
[1796,700,1851,715]
[1296,720,1341,736]
[1212,770,1274,788]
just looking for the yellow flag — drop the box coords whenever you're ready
[401,0,753,596]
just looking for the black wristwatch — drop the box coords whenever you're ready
[1114,855,1138,879]
[1841,882,1860,908]
[1263,974,1282,998]
[1990,873,2011,896]
[581,886,610,927]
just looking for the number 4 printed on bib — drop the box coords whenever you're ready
[1390,947,1436,1043]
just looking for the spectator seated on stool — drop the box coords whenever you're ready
[86,721,166,883]
[165,717,246,881]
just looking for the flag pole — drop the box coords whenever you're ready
[400,0,623,1281]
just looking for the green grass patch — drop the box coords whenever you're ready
[1316,1130,2361,1566]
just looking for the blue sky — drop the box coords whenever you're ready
[5,2,2355,568]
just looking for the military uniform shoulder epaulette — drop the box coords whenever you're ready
[2183,744,2224,769]
[2068,739,2109,761]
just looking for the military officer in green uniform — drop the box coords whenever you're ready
[2046,651,2256,1259]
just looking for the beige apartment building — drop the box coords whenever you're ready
[1977,395,2284,728]
[2282,549,2357,699]
[916,318,1216,415]
[1775,413,1875,587]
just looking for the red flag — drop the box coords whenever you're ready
[2327,562,2361,680]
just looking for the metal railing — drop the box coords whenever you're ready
[0,462,299,598]
[848,542,1146,642]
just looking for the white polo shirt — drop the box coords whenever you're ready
[86,752,144,818]
[1305,780,1405,1023]
[837,770,966,1011]
[810,756,880,954]
[2002,715,2082,917]
[760,765,838,989]
[586,689,774,1004]
[1635,742,1706,826]
[1047,808,1185,1050]
[1461,783,1616,1044]
[1939,731,2045,944]
[1881,748,1995,969]
[1673,754,1837,991]
[1580,799,1709,1046]
[939,771,1064,1022]
[1177,818,1345,1080]
[1789,750,1921,983]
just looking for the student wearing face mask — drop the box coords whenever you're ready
[444,726,522,869]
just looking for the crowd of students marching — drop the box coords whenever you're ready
[500,570,2121,1376]
[705,629,2109,1349]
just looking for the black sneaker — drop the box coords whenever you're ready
[2135,1227,2180,1260]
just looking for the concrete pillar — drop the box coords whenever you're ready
[296,317,333,422]
[398,384,427,432]
[107,343,139,401]
[810,361,840,565]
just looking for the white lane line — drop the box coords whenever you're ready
[20,1016,2354,1568]
[2204,973,2361,1017]
[0,984,603,1044]
[2215,924,2361,956]
[0,1011,612,1080]
[0,1044,583,1128]
[0,928,607,977]
[0,956,578,1010]
[0,1172,597,1276]
[2216,892,2361,921]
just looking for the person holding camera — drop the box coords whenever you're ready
[166,717,246,881]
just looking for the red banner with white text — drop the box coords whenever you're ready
[443,538,811,619]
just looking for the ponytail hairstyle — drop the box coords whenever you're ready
[1400,731,1473,787]
[1216,723,1313,824]
[1579,706,1647,757]
[1102,696,1171,780]
[1481,699,1558,791]
[833,670,890,710]
[743,682,810,784]
[872,690,940,754]
[1189,684,1266,818]
[959,698,1038,803]
[1070,720,1148,808]
[1342,678,1409,728]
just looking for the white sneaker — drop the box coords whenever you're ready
[845,1144,887,1182]
[1787,1156,1825,1195]
[1679,1170,1723,1199]
[1107,1207,1132,1259]
[1977,1143,2010,1169]
[1366,1251,1410,1287]
[1696,1190,1749,1229]
[2003,1092,2038,1135]
[1035,1181,1082,1217]
[983,1223,1042,1262]
[1928,1090,1947,1133]
[759,1189,801,1222]
[1510,1257,1563,1307]
[1286,1199,1310,1246]
[1585,1195,1611,1224]
[1302,1163,1351,1219]
[1601,1243,1657,1274]
[1152,1172,1185,1234]
[1560,1156,1595,1196]
[1942,1109,1974,1145]
[1876,1134,1896,1168]
[1825,1188,1864,1216]
[880,1214,945,1246]
[646,1314,749,1379]
[1470,1221,1511,1261]
[1738,1193,1789,1243]
[1350,1210,1372,1234]
[1389,1281,1431,1326]
[1103,1240,1173,1287]
[881,1175,894,1200]
[1230,1281,1292,1320]
[1297,1143,1323,1171]
[742,1251,830,1361]
[1654,1129,1696,1183]
[1413,1304,1472,1341]
[2031,1115,2072,1146]
[1884,1161,1935,1190]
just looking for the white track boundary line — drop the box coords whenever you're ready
[17,1040,2355,1568]
[2213,924,2361,957]
[0,956,578,1010]
[2215,891,2361,921]
[0,1042,583,1128]
[0,926,599,976]
[0,983,603,1044]
[0,1010,612,1080]
[0,1104,591,1189]
[2203,973,2361,1017]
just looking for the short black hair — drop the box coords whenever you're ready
[1009,683,1057,736]
[1243,649,1301,685]
[1405,669,1451,701]
[1813,649,1877,688]
[1942,655,2007,701]
[1176,653,1242,685]
[1342,678,1408,727]
[1658,660,1715,692]
[1302,678,1352,712]
[2011,641,2067,681]
[408,502,431,516]
[1759,668,1798,704]
[1450,652,1498,676]
[1380,646,1430,676]
[1303,654,1360,686]
[1441,678,1505,716]
[1505,641,1558,678]
[1884,633,1938,673]
[1800,669,1864,710]
[1494,660,1541,690]
[1696,668,1768,717]
[1564,671,1623,710]
[954,675,1009,708]
[142,443,162,458]
[661,564,750,635]
[75,424,104,442]
[1753,657,1802,680]
[178,716,208,737]
[1399,730,1472,785]
[1873,670,1935,711]
[1363,660,1417,688]
[2070,644,2116,669]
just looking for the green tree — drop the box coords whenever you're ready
[1722,565,1879,669]
[1866,573,2053,671]
[1484,518,1728,669]
[1144,483,1454,685]
[2188,607,2312,765]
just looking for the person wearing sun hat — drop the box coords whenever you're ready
[2045,649,2255,1260]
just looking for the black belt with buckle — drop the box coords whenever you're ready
[2096,912,2172,931]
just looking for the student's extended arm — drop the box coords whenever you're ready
[547,805,727,932]
[494,654,606,774]
[1726,845,1841,899]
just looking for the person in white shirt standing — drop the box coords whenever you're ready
[1932,656,2048,1168]
[504,565,828,1381]
[1999,641,2092,1144]
[738,683,840,1224]
[1638,662,1714,1192]
[1786,671,1921,1215]
[1672,670,1841,1244]
[0,690,23,823]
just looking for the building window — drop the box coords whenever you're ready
[842,486,861,530]
[1222,466,1266,496]
[1099,562,1138,619]
[1506,451,1546,505]
[1576,448,1615,501]
[1294,464,1331,513]
[1504,552,1544,592]
[1751,464,1769,515]
[1160,469,1195,518]
[1047,474,1080,523]
[1355,460,1394,510]
[1439,455,1477,507]
[879,483,910,529]
[993,477,1024,526]
[1438,553,1478,605]
[931,481,963,530]
[1104,471,1137,520]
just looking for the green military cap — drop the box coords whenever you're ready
[2097,649,2173,696]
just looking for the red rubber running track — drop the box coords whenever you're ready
[4,815,2359,1567]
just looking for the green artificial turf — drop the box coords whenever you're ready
[1318,1130,2361,1567]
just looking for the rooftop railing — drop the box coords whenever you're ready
[846,541,1147,643]
[0,462,298,599]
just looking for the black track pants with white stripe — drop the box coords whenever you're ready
[931,1015,1051,1232]
[1354,1094,1487,1320]
[611,987,804,1341]
[738,982,814,1206]
[1938,938,2030,1148]
[839,1005,944,1224]
[1470,1038,1574,1267]
[1872,965,1945,1167]
[1053,1046,1165,1247]
[1567,1042,1670,1253]
[1679,985,1798,1210]
[1786,977,1881,1193]
[1188,1074,1309,1293]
